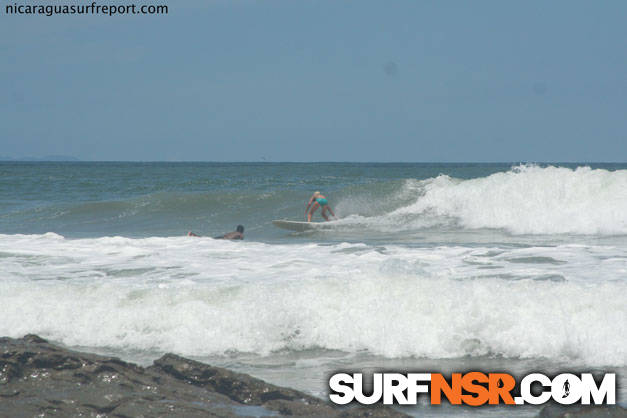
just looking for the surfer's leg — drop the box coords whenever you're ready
[307,202,320,222]
[321,206,330,221]
[326,206,336,220]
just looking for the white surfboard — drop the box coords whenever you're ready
[272,220,329,232]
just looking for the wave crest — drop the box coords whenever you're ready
[391,165,627,235]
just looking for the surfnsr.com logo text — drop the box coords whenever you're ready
[329,372,615,406]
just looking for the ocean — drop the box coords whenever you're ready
[1,162,626,416]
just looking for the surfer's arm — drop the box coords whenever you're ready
[305,196,314,212]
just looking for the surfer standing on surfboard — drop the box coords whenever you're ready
[305,191,337,222]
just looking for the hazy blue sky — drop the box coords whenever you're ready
[1,1,626,161]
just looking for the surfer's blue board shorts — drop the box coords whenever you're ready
[316,198,329,206]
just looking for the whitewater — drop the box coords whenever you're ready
[0,162,625,416]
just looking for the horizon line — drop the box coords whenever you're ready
[1,160,626,164]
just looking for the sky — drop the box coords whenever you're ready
[1,1,626,162]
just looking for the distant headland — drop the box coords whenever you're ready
[0,155,80,161]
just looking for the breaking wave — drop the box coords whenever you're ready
[379,165,627,235]
[0,234,625,366]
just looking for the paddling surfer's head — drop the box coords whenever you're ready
[236,225,244,233]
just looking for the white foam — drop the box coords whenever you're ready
[389,165,627,235]
[0,234,625,366]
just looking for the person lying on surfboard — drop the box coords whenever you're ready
[188,225,244,239]
[305,191,337,222]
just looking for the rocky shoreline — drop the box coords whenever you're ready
[0,335,624,417]
[0,335,405,417]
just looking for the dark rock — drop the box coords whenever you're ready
[538,404,627,417]
[151,353,322,405]
[0,335,408,417]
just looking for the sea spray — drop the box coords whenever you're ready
[388,165,627,235]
